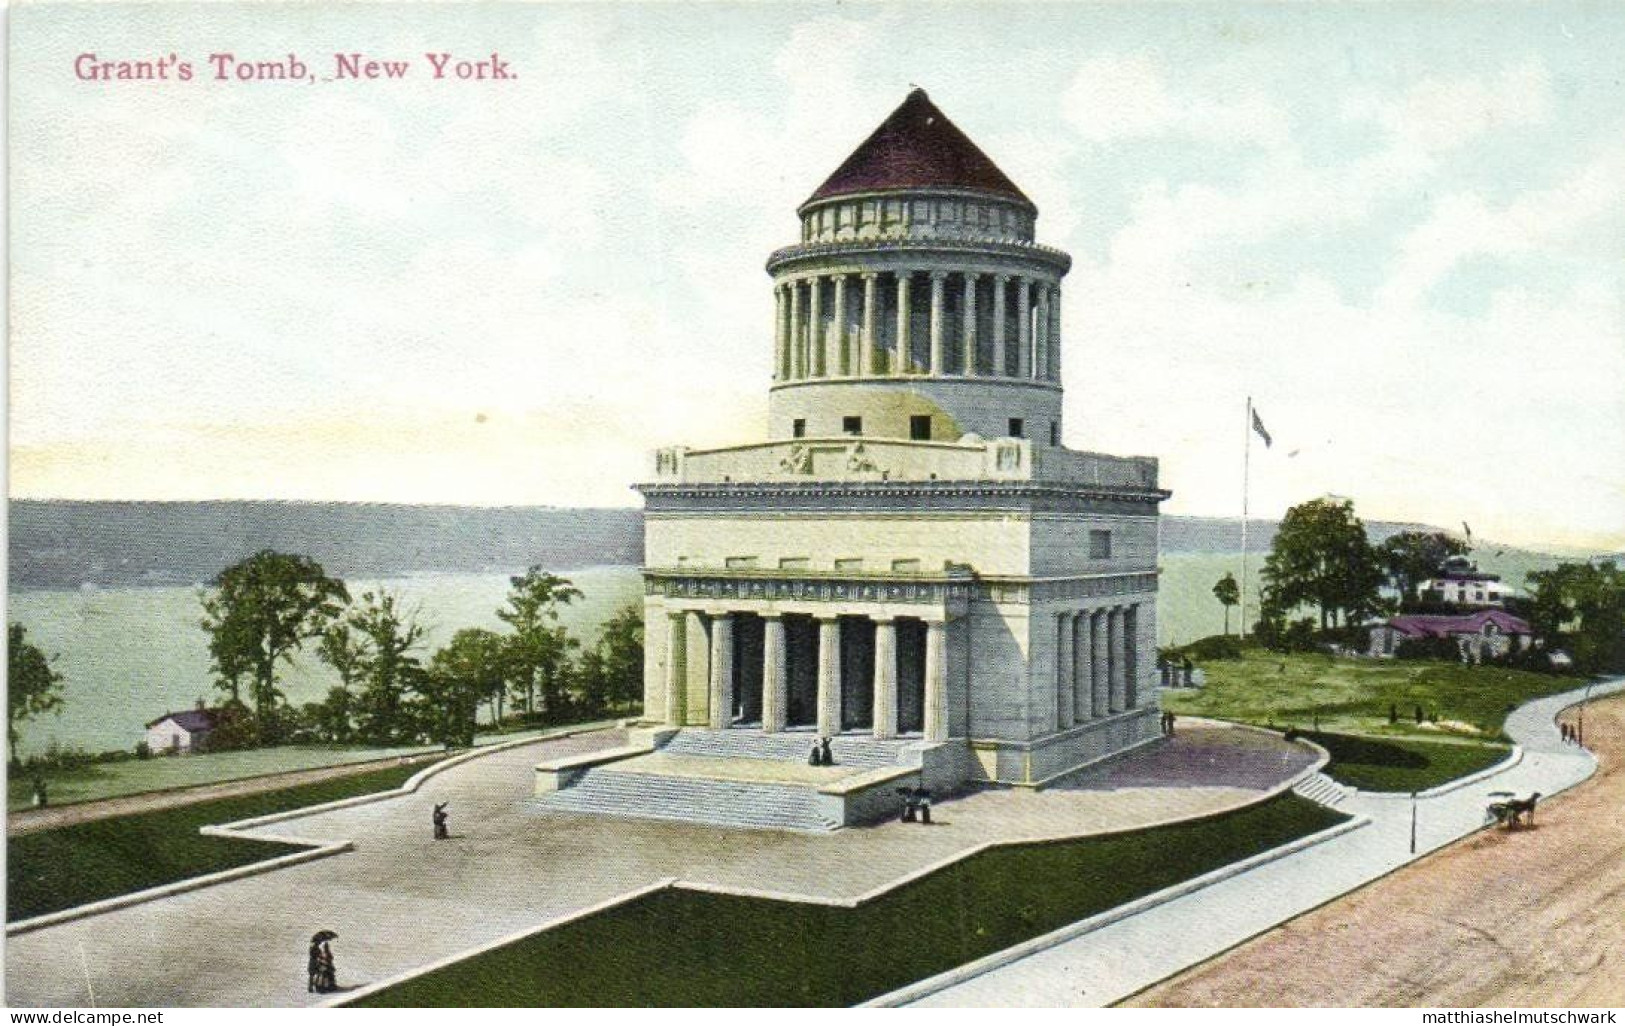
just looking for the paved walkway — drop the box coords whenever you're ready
[5,721,1307,1007]
[905,677,1625,1007]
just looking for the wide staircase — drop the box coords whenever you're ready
[542,769,843,831]
[658,728,917,769]
[537,728,921,832]
[1293,771,1355,807]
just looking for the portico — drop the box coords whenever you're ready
[652,574,965,743]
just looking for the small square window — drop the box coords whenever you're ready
[779,557,809,570]
[792,419,806,438]
[843,416,863,436]
[834,558,864,571]
[1008,417,1025,438]
[910,415,932,441]
[891,558,922,572]
[725,556,758,569]
[1089,530,1112,559]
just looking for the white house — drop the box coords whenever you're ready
[144,707,216,754]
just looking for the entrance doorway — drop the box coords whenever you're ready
[895,618,927,734]
[730,614,764,725]
[839,616,875,731]
[784,615,818,727]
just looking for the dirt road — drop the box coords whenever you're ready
[1128,695,1625,1007]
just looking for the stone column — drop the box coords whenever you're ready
[961,273,979,376]
[924,618,948,742]
[773,284,787,381]
[1124,604,1139,708]
[1034,283,1050,380]
[992,274,1008,377]
[761,613,787,733]
[687,609,707,725]
[707,613,735,730]
[808,274,824,377]
[1052,285,1062,381]
[1109,606,1128,713]
[831,274,848,376]
[1091,609,1109,718]
[788,280,804,380]
[1016,278,1032,379]
[928,271,947,375]
[664,611,687,725]
[896,272,913,374]
[860,273,878,376]
[872,616,897,739]
[816,616,842,736]
[1073,611,1091,723]
[1056,612,1075,731]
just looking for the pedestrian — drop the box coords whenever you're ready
[432,802,450,840]
[318,941,336,993]
[1166,711,1176,736]
[31,777,47,809]
[820,736,834,766]
[307,940,322,993]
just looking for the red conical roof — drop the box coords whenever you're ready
[804,89,1033,210]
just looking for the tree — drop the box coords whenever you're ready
[577,605,644,715]
[1260,497,1385,632]
[341,591,428,744]
[425,628,510,746]
[1379,531,1471,610]
[1212,573,1240,636]
[1527,561,1625,673]
[497,568,582,720]
[8,623,65,748]
[200,551,349,740]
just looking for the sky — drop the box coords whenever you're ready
[9,2,1624,552]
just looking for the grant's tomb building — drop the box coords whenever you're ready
[540,90,1169,830]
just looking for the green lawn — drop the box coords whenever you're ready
[1161,649,1573,741]
[1307,732,1512,792]
[350,794,1346,1008]
[8,761,432,923]
[8,722,619,812]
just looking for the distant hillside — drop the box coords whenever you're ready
[7,501,1581,591]
[9,501,643,590]
[1158,516,1439,554]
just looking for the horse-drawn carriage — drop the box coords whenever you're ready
[1485,791,1540,829]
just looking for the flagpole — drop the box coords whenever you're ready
[1241,396,1251,641]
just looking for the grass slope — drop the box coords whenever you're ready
[352,794,1345,1008]
[8,761,430,922]
[1160,650,1573,741]
[1309,732,1511,792]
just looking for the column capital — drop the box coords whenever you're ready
[814,612,842,624]
[758,611,783,621]
[860,271,879,281]
[963,270,984,282]
[995,272,1012,283]
[929,269,949,281]
[869,614,897,625]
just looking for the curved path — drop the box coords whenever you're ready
[908,676,1625,1007]
[5,721,1308,1007]
[1131,686,1625,1006]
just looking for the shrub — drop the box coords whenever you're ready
[1394,635,1461,662]
[1166,634,1243,662]
[134,740,152,760]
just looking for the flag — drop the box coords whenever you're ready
[1251,407,1272,448]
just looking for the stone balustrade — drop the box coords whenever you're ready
[652,436,1158,491]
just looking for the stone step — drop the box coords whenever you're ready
[1292,771,1352,807]
[540,768,842,832]
[660,728,913,769]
